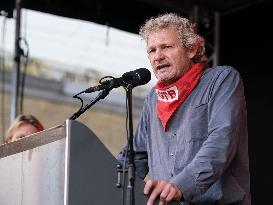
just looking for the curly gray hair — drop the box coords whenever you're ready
[139,13,207,64]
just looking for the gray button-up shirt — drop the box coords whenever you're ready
[117,66,251,205]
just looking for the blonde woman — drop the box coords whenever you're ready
[5,114,44,143]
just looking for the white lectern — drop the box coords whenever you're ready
[0,120,179,205]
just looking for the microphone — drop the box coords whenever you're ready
[83,68,151,93]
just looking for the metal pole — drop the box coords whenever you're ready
[126,84,135,205]
[213,12,220,67]
[10,0,22,124]
[192,5,199,32]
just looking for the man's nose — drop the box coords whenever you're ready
[153,50,165,62]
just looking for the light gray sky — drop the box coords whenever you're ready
[0,9,157,87]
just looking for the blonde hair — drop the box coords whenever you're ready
[5,114,44,143]
[139,13,207,64]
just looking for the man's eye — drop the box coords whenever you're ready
[148,49,155,54]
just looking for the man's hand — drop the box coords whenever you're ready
[144,179,182,205]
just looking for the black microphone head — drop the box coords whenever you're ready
[122,68,151,87]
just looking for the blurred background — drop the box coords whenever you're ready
[0,0,272,204]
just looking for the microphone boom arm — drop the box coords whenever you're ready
[69,68,151,120]
[69,88,111,120]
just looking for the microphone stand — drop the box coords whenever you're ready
[125,84,135,205]
[70,81,137,205]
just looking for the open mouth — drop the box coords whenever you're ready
[156,63,170,70]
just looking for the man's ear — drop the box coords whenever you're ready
[187,47,198,60]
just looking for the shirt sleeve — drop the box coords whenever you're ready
[170,67,247,201]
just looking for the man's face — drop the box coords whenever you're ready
[9,123,39,143]
[147,27,195,85]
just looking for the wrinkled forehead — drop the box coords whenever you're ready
[146,27,181,46]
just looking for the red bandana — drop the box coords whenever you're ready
[155,63,205,129]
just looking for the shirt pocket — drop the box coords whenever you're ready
[184,103,208,142]
[174,104,209,171]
